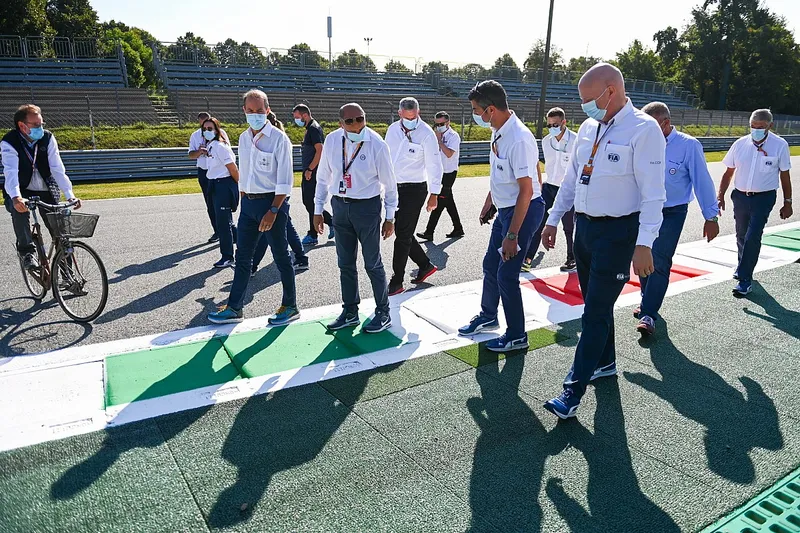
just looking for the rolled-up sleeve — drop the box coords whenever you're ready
[377,143,399,220]
[1,140,21,198]
[689,139,719,220]
[423,131,443,194]
[275,134,294,196]
[547,135,580,226]
[47,136,74,199]
[632,123,667,247]
[779,142,792,172]
[315,135,334,215]
[721,141,737,169]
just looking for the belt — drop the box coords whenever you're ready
[397,182,427,188]
[735,189,773,197]
[577,211,639,221]
[334,195,379,204]
[244,192,273,199]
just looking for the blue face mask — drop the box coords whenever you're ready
[401,118,418,130]
[472,110,492,129]
[294,118,305,127]
[28,126,44,141]
[548,126,562,137]
[435,125,447,133]
[246,113,267,131]
[346,128,366,143]
[203,130,215,141]
[751,128,767,142]
[581,87,610,121]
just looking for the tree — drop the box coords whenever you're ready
[212,39,266,67]
[46,0,98,38]
[0,0,54,40]
[385,59,412,73]
[491,53,520,80]
[566,56,603,73]
[333,49,376,71]
[523,39,564,80]
[452,63,487,79]
[422,61,449,75]
[166,32,215,63]
[615,39,661,81]
[287,43,327,69]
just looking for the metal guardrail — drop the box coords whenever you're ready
[1,136,799,183]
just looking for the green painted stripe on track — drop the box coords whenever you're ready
[444,328,563,368]
[763,228,800,251]
[105,338,241,406]
[105,316,404,405]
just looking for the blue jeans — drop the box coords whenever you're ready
[252,215,307,270]
[208,177,239,262]
[480,197,545,338]
[228,194,296,311]
[639,203,688,321]
[732,189,776,283]
[332,195,389,315]
[528,182,576,262]
[197,168,217,235]
[565,212,639,400]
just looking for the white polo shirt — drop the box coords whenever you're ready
[205,140,236,180]
[385,120,443,194]
[541,128,576,187]
[439,128,461,173]
[189,129,208,170]
[722,133,791,193]
[315,127,399,220]
[489,112,542,209]
[548,98,666,248]
[237,122,293,196]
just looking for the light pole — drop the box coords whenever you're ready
[536,0,555,139]
[364,37,372,57]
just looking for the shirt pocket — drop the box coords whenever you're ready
[406,142,423,160]
[666,159,684,179]
[255,151,274,173]
[492,157,512,183]
[600,143,632,174]
[760,156,779,173]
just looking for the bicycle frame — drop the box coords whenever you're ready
[21,197,80,294]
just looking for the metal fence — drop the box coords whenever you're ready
[3,136,797,184]
[0,35,112,60]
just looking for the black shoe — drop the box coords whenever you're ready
[411,264,438,284]
[446,229,465,239]
[416,232,434,242]
[22,253,38,270]
[388,282,405,296]
[364,311,392,333]
[207,234,219,243]
[327,310,360,330]
[560,259,577,272]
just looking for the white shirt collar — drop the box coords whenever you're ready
[494,111,517,138]
[666,126,677,144]
[250,121,274,139]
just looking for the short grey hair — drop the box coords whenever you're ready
[750,108,773,124]
[242,89,269,108]
[399,97,419,111]
[642,101,671,121]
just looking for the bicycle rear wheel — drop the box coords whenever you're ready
[51,241,108,322]
[17,250,47,300]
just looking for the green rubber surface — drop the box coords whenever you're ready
[326,316,404,354]
[105,338,240,406]
[445,327,562,367]
[700,467,800,533]
[763,228,800,251]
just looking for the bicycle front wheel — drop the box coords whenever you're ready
[51,241,109,322]
[17,251,47,300]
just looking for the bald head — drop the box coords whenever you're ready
[339,103,366,134]
[578,63,627,122]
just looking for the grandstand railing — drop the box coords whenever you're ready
[3,136,797,184]
[0,35,115,60]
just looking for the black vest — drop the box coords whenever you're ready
[2,129,54,196]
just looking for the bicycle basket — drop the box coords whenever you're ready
[45,211,100,238]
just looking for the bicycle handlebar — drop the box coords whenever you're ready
[24,197,80,210]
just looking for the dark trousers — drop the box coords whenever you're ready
[732,189,777,283]
[480,197,545,338]
[228,195,295,311]
[253,215,307,270]
[208,177,239,261]
[528,182,575,262]
[564,212,639,400]
[197,168,217,236]
[301,170,332,236]
[392,183,431,285]
[424,171,462,235]
[639,203,688,321]
[4,189,56,254]
[332,195,389,315]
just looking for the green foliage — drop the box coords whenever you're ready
[491,54,521,80]
[0,0,54,37]
[523,39,565,78]
[615,39,661,81]
[422,61,449,75]
[165,32,215,63]
[334,49,376,71]
[385,60,412,73]
[46,0,98,37]
[452,63,487,79]
[566,56,603,73]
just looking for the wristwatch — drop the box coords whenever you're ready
[785,198,793,204]
[386,218,395,224]
[270,206,280,214]
[506,232,518,241]
[707,216,719,222]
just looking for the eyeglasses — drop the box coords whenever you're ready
[25,121,44,127]
[434,122,447,127]
[343,116,365,125]
[546,123,561,129]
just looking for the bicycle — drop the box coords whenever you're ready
[15,196,108,322]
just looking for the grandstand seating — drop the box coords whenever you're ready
[0,58,126,87]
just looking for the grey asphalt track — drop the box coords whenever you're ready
[1,158,798,356]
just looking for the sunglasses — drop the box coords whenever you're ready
[343,116,365,125]
[547,123,561,129]
[434,122,447,126]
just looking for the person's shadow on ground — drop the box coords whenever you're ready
[624,321,783,484]
[742,281,800,343]
[107,243,216,285]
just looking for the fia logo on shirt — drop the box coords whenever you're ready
[408,147,417,154]
[669,168,677,175]
[496,164,504,171]
[765,160,773,166]
[360,154,367,161]
[607,153,620,163]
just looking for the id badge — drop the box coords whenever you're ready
[339,180,347,194]
[579,164,593,185]
[343,173,353,189]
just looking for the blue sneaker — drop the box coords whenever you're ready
[590,362,617,382]
[208,306,243,324]
[301,235,318,247]
[458,315,500,336]
[268,305,300,326]
[328,225,335,240]
[732,280,752,298]
[485,333,529,353]
[363,311,391,333]
[544,389,580,419]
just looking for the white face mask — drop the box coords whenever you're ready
[435,125,447,133]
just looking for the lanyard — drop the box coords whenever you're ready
[549,129,571,153]
[400,123,414,143]
[753,138,768,157]
[491,134,503,157]
[586,121,614,169]
[19,133,39,166]
[341,136,364,177]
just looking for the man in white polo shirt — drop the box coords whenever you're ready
[718,108,793,297]
[385,97,443,296]
[524,106,577,273]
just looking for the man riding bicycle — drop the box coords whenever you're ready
[2,104,82,269]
